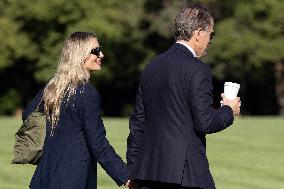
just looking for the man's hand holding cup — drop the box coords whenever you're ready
[221,82,241,116]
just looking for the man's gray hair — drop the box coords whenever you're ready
[174,6,213,41]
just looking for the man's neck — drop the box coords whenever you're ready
[176,40,197,57]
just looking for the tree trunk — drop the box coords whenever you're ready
[275,61,284,115]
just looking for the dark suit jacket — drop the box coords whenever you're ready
[127,43,234,189]
[24,83,129,189]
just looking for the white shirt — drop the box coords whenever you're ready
[176,41,197,57]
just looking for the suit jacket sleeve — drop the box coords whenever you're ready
[127,82,145,172]
[81,85,129,186]
[188,64,234,134]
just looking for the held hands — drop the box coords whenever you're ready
[221,93,241,116]
[125,180,137,189]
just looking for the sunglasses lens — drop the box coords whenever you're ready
[210,32,215,40]
[91,47,102,55]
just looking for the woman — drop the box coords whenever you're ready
[23,32,129,188]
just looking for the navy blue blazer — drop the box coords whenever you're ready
[127,43,234,189]
[24,83,129,189]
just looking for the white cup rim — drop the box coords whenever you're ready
[224,82,240,89]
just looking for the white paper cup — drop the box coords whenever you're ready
[224,82,240,100]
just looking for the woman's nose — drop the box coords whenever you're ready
[99,52,104,58]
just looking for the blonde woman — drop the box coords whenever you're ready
[23,32,130,189]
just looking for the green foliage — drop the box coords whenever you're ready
[206,0,284,80]
[4,0,147,82]
[0,0,283,115]
[0,89,21,115]
[0,17,34,69]
[0,0,148,115]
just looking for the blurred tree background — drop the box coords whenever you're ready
[0,0,283,116]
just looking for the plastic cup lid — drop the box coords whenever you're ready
[224,82,240,89]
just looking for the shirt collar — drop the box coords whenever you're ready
[176,41,196,57]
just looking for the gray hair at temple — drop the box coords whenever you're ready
[174,6,214,41]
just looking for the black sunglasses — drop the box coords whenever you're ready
[210,31,215,40]
[90,46,102,56]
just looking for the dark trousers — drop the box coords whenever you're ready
[135,180,202,189]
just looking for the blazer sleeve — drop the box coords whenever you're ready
[126,82,145,172]
[81,85,129,186]
[188,64,234,134]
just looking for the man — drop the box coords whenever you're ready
[127,6,241,189]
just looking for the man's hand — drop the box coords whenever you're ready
[221,93,241,116]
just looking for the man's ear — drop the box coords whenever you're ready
[192,29,202,42]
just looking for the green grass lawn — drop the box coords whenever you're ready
[0,116,284,189]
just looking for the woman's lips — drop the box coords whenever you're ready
[96,59,102,66]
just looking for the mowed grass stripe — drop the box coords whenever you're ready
[207,117,284,189]
[0,117,283,189]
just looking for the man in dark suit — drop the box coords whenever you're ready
[127,6,241,189]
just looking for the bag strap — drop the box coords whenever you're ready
[35,95,44,112]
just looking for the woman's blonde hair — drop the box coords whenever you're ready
[43,32,96,135]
